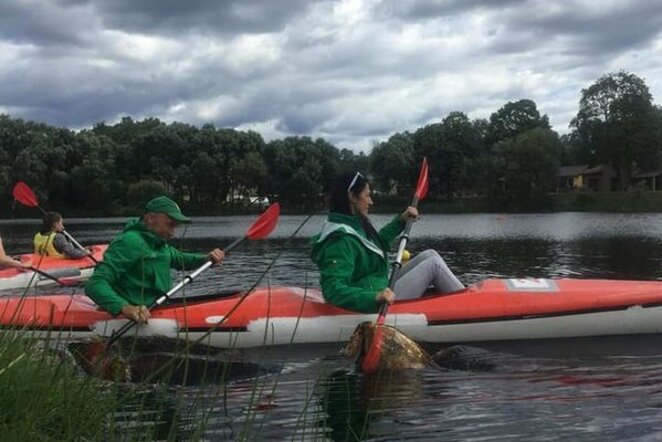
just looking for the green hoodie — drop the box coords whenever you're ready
[85,219,208,316]
[310,212,404,313]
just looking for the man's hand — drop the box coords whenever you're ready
[120,305,150,324]
[208,248,225,265]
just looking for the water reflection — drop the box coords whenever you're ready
[317,368,436,441]
[69,336,280,386]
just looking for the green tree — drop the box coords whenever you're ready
[571,71,662,189]
[369,132,416,196]
[263,137,339,208]
[10,125,80,207]
[93,116,163,146]
[490,128,562,210]
[69,133,123,211]
[338,148,368,175]
[486,99,550,146]
[191,127,265,206]
[233,150,268,205]
[127,180,168,210]
[414,112,485,198]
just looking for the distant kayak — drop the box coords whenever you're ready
[0,244,106,291]
[2,277,662,347]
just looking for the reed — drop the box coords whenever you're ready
[0,330,118,441]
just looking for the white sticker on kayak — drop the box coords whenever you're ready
[505,278,559,292]
[205,316,225,324]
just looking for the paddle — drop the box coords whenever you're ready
[80,202,280,373]
[12,181,98,263]
[29,266,83,287]
[361,157,429,374]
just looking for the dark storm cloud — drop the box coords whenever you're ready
[376,0,526,19]
[0,1,91,46]
[90,0,322,35]
[378,0,662,59]
[1,0,662,150]
[497,2,662,56]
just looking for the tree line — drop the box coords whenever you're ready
[1,70,661,215]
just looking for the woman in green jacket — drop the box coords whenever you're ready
[311,172,464,313]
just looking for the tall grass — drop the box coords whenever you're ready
[0,298,364,441]
[0,330,118,441]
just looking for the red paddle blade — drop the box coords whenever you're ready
[246,202,280,240]
[361,324,384,374]
[12,181,39,208]
[414,157,429,200]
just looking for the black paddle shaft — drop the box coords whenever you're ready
[377,195,420,317]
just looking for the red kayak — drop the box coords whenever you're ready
[2,277,662,347]
[0,244,106,291]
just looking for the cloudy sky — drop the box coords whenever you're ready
[1,0,661,152]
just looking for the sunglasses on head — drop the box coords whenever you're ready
[347,172,365,193]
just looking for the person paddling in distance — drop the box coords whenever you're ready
[34,212,90,259]
[0,235,32,270]
[311,172,464,313]
[85,196,224,324]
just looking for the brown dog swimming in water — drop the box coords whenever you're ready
[341,322,432,371]
[341,322,499,372]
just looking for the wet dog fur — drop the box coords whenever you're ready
[341,322,499,372]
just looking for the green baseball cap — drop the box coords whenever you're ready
[144,196,191,223]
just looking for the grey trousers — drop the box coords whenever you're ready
[392,249,465,300]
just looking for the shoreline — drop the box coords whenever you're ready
[3,190,662,218]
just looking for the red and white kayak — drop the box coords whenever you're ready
[0,244,106,291]
[2,277,662,347]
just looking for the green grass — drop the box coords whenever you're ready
[0,331,118,441]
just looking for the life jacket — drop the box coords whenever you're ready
[33,232,65,258]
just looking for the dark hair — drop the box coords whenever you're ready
[41,211,62,235]
[328,172,382,247]
[329,172,369,214]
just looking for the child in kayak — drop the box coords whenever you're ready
[311,171,464,313]
[34,212,90,259]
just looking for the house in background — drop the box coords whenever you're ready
[580,165,618,191]
[557,165,588,192]
[557,165,662,192]
[631,170,662,191]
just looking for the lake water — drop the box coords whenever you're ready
[3,212,662,441]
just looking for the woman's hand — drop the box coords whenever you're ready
[375,288,395,305]
[399,206,419,223]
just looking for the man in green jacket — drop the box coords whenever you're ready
[85,196,224,324]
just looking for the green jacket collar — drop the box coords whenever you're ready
[316,212,385,258]
[123,218,167,248]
